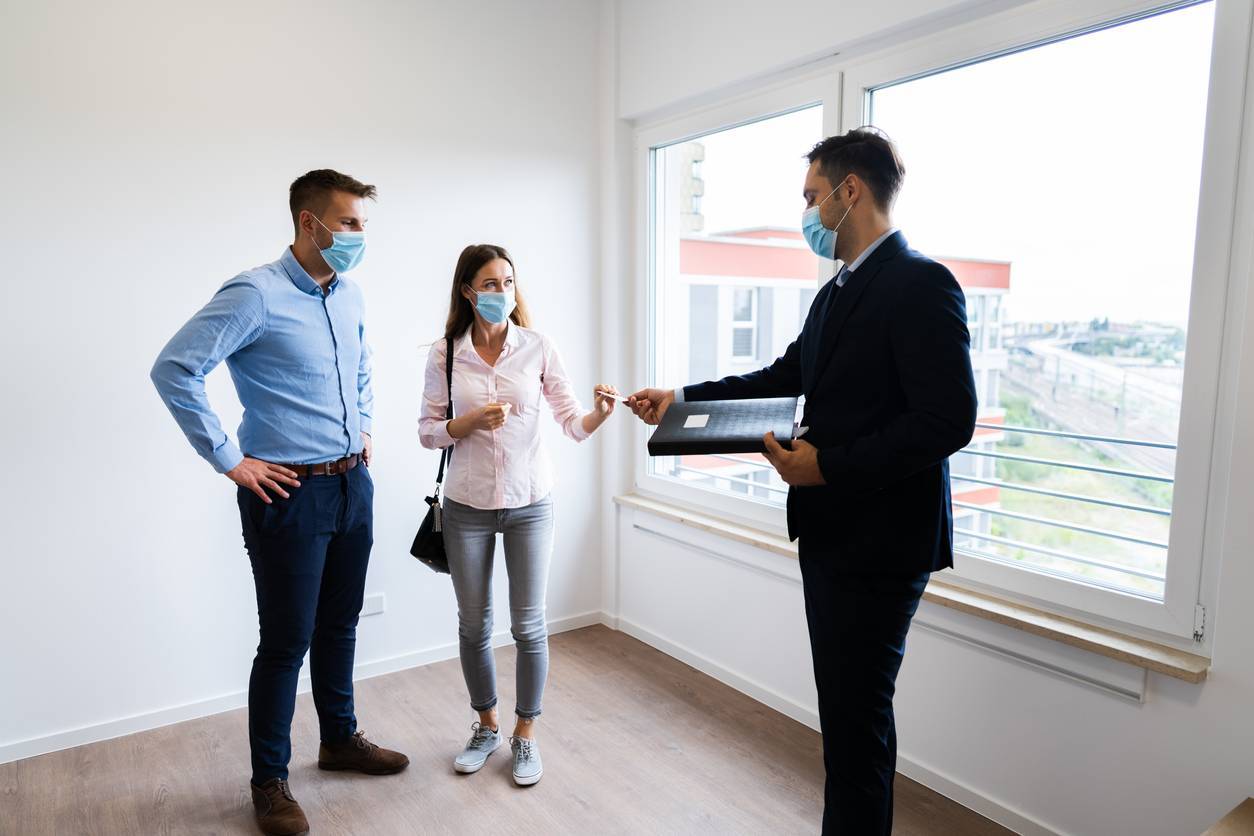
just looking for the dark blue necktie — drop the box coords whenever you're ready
[820,266,850,324]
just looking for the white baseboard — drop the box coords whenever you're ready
[350,610,604,685]
[612,614,1064,836]
[0,610,604,766]
[614,616,822,730]
[896,753,1066,836]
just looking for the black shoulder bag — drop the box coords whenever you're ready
[410,337,454,574]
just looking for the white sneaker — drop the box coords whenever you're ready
[509,736,543,786]
[453,722,501,774]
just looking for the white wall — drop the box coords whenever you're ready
[613,0,1032,119]
[7,1,1254,830]
[614,500,1254,835]
[607,1,1254,834]
[0,0,607,761]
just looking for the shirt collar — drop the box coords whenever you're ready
[280,247,338,296]
[845,226,899,274]
[503,321,522,351]
[453,320,521,358]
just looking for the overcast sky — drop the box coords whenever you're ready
[690,1,1215,327]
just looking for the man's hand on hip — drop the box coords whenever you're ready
[763,433,826,487]
[627,388,675,426]
[226,458,302,503]
[361,431,372,466]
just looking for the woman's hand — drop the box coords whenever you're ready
[448,403,512,438]
[582,385,619,435]
[471,403,512,431]
[593,385,620,418]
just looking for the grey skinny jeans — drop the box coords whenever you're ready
[442,495,554,719]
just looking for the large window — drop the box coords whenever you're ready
[638,0,1239,640]
[866,2,1214,605]
[648,105,825,509]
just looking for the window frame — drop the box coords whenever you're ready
[632,71,840,536]
[842,0,1245,644]
[630,0,1250,646]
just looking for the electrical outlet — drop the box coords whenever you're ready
[360,593,385,618]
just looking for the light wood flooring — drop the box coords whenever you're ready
[1,625,1010,835]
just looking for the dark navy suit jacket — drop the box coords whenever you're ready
[683,231,977,575]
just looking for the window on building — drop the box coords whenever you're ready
[730,288,758,361]
[984,295,1003,349]
[968,295,986,353]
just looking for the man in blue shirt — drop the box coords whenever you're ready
[152,170,408,836]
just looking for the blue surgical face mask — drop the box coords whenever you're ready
[801,180,853,259]
[472,289,517,325]
[312,214,366,273]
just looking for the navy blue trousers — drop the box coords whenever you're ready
[797,541,929,836]
[237,464,373,784]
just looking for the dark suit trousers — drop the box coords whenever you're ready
[798,539,930,836]
[237,464,373,784]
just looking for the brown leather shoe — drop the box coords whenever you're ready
[318,730,410,775]
[250,778,309,836]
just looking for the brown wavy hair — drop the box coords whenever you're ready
[443,244,533,340]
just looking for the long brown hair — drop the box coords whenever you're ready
[443,244,533,340]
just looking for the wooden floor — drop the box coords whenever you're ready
[1,626,1009,835]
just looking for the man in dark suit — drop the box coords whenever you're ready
[629,127,977,835]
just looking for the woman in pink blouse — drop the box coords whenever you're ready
[419,244,618,787]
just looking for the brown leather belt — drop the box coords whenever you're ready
[281,454,359,478]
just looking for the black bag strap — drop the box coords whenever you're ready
[434,336,454,492]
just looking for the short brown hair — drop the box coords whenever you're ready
[444,244,533,340]
[289,169,377,231]
[806,127,905,211]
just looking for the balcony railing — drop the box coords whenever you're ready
[955,422,1174,597]
[657,420,1176,597]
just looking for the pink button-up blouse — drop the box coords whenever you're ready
[419,324,590,510]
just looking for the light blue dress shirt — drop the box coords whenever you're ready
[151,248,373,473]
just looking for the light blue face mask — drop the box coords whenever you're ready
[472,289,517,325]
[801,180,853,259]
[312,214,366,273]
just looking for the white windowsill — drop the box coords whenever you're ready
[613,493,1210,684]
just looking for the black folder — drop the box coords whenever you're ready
[646,397,799,456]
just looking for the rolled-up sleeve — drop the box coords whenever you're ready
[357,318,374,436]
[419,340,456,450]
[541,338,590,443]
[150,281,266,473]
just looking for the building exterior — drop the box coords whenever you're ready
[660,225,1010,531]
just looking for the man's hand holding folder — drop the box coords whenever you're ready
[762,431,825,486]
[627,387,824,485]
